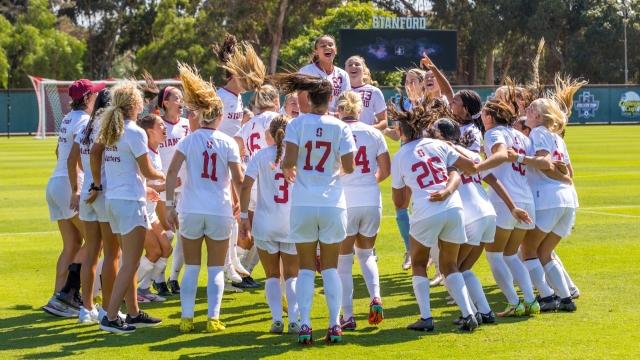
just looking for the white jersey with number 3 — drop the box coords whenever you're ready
[391,138,462,223]
[176,128,241,217]
[341,120,388,208]
[235,110,279,164]
[245,146,291,242]
[283,113,356,208]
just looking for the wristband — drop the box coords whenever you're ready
[240,212,249,219]
[89,183,102,192]
[165,200,175,207]
[517,154,525,164]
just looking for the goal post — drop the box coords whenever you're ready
[29,76,182,139]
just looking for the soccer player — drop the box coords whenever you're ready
[281,92,300,118]
[239,115,300,334]
[299,34,351,113]
[275,72,357,344]
[167,64,244,333]
[43,79,103,317]
[335,91,390,330]
[344,56,387,130]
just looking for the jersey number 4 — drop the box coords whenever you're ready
[201,151,218,181]
[411,156,447,189]
[303,140,332,172]
[355,146,371,173]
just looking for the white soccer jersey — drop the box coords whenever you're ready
[76,121,106,200]
[351,84,386,126]
[158,117,189,192]
[556,134,579,208]
[483,126,534,205]
[245,146,291,241]
[146,147,163,215]
[455,145,496,223]
[528,126,576,210]
[52,110,90,178]
[391,138,462,223]
[459,122,483,152]
[217,87,244,137]
[341,120,388,208]
[176,128,241,217]
[104,120,149,201]
[235,110,279,164]
[283,113,357,208]
[299,63,351,113]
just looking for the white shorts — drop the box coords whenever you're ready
[346,206,381,237]
[179,213,234,241]
[410,208,467,248]
[536,207,575,238]
[289,206,347,244]
[465,215,496,246]
[494,201,536,230]
[248,185,257,212]
[46,176,77,221]
[106,199,151,235]
[79,193,109,223]
[255,239,297,255]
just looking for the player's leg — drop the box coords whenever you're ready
[258,246,285,333]
[337,234,356,330]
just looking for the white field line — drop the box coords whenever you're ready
[576,209,640,219]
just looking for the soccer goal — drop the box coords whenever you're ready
[29,76,182,139]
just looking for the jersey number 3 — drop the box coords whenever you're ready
[274,173,289,203]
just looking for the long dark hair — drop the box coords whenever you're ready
[81,88,111,145]
[272,73,332,108]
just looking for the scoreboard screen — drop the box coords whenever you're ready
[339,29,457,71]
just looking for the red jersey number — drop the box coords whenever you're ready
[411,156,448,189]
[354,146,371,173]
[273,172,289,204]
[303,140,332,172]
[200,151,218,181]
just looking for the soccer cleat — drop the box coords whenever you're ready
[459,314,479,331]
[153,281,173,297]
[225,264,243,284]
[558,298,577,312]
[179,318,194,333]
[56,290,82,311]
[368,297,384,325]
[138,288,166,302]
[224,283,243,293]
[570,287,580,299]
[100,316,136,334]
[497,301,526,317]
[78,306,99,324]
[340,316,356,331]
[270,320,285,334]
[125,310,162,328]
[42,296,78,317]
[538,295,559,312]
[430,273,444,287]
[98,308,126,322]
[137,294,150,303]
[298,324,313,344]
[288,322,301,334]
[206,318,226,332]
[325,325,343,344]
[479,311,496,324]
[245,276,261,288]
[402,252,411,271]
[168,280,181,295]
[525,299,541,315]
[407,317,435,332]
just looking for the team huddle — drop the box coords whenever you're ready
[42,34,582,344]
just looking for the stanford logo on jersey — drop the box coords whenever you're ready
[160,137,180,148]
[316,128,323,137]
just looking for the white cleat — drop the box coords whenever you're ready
[402,252,411,271]
[430,273,444,287]
[78,306,100,324]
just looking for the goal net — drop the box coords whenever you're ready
[29,76,182,139]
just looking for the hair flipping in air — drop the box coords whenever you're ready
[269,114,290,166]
[97,81,143,146]
[215,34,266,91]
[178,62,223,126]
[387,95,451,141]
[336,91,362,118]
[530,74,586,134]
[271,72,332,108]
[252,84,279,112]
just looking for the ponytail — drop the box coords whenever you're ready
[97,81,141,146]
[269,115,289,166]
[82,88,111,145]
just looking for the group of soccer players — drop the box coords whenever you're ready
[42,34,582,343]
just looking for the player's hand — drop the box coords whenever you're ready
[239,218,251,243]
[512,207,532,224]
[383,127,400,141]
[176,177,182,187]
[70,192,80,211]
[166,207,179,231]
[506,149,519,162]
[420,52,437,71]
[85,190,99,204]
[553,160,568,175]
[284,167,297,183]
[146,187,160,202]
[429,189,451,202]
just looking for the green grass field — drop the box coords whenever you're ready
[1,126,639,359]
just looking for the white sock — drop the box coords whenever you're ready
[150,257,168,284]
[485,252,519,305]
[525,258,555,298]
[237,247,249,266]
[504,255,535,302]
[170,236,184,281]
[544,260,571,298]
[137,256,155,290]
[444,273,474,317]
[553,252,577,289]
[265,278,283,322]
[241,246,260,274]
[207,266,225,318]
[285,277,298,321]
[355,247,380,299]
[93,258,103,298]
[180,264,200,318]
[296,269,315,327]
[321,268,342,327]
[412,276,431,319]
[337,254,354,319]
[462,270,491,314]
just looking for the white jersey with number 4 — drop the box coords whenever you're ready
[391,138,462,223]
[283,113,357,208]
[483,126,534,205]
[52,110,90,178]
[235,110,279,164]
[341,120,388,208]
[299,63,351,113]
[104,120,149,202]
[217,87,244,137]
[245,145,291,242]
[455,145,496,223]
[352,84,386,126]
[176,128,240,217]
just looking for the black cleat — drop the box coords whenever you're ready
[558,298,577,312]
[459,314,479,331]
[167,280,181,295]
[407,317,434,332]
[100,315,136,334]
[125,310,162,328]
[245,276,261,288]
[479,311,496,324]
[538,295,559,312]
[153,281,172,297]
[56,290,82,310]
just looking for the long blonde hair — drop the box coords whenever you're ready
[337,91,362,118]
[221,41,266,91]
[97,81,143,146]
[178,63,223,126]
[253,84,279,112]
[530,74,586,134]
